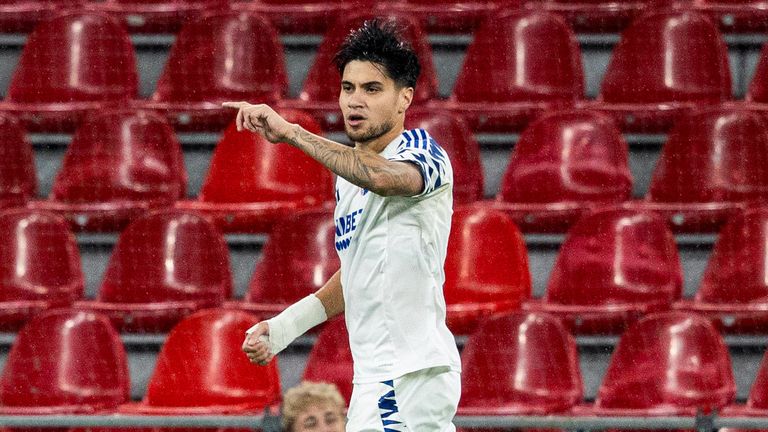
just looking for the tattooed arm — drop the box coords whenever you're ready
[222,101,424,197]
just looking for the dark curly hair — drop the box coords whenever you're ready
[333,17,421,89]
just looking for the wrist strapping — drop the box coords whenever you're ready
[245,294,327,355]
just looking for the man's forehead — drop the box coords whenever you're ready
[341,60,393,85]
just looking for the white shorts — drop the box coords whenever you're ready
[346,366,461,432]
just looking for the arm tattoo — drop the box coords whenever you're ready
[287,125,421,196]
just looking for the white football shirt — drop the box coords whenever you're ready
[333,128,462,384]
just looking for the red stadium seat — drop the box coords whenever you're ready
[0,12,138,132]
[441,10,583,133]
[590,10,731,132]
[0,0,83,33]
[593,311,735,415]
[119,309,280,413]
[491,110,632,233]
[140,11,287,131]
[525,208,683,334]
[176,110,334,233]
[28,110,186,232]
[693,0,768,33]
[281,12,438,131]
[444,205,531,334]
[458,312,582,417]
[232,0,371,34]
[746,41,768,105]
[91,0,228,33]
[524,0,659,33]
[744,350,768,413]
[675,208,768,333]
[626,108,768,232]
[390,0,514,33]
[302,317,354,404]
[0,210,83,332]
[0,309,129,414]
[404,110,483,204]
[75,210,232,332]
[232,208,339,318]
[0,114,36,209]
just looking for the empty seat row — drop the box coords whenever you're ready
[6,104,768,233]
[5,308,768,424]
[6,202,768,335]
[1,9,766,133]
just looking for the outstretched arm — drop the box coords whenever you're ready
[222,102,423,197]
[242,270,343,365]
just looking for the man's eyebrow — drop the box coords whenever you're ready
[340,80,384,86]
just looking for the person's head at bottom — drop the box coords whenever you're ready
[334,18,420,149]
[282,381,346,432]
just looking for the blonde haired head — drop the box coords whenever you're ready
[282,381,346,432]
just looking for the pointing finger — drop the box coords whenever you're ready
[222,101,249,109]
[236,108,244,132]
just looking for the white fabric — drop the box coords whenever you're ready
[334,128,462,384]
[245,294,327,354]
[346,366,461,432]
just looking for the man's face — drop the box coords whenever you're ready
[339,60,411,144]
[292,402,345,432]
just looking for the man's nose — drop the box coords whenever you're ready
[346,90,364,108]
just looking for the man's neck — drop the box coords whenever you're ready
[355,125,406,154]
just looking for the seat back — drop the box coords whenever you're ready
[246,208,339,305]
[0,114,36,206]
[98,210,232,304]
[198,110,333,204]
[405,110,484,204]
[302,318,354,403]
[152,11,286,104]
[51,109,187,204]
[300,12,438,104]
[746,40,768,102]
[7,11,137,104]
[452,10,583,103]
[145,309,281,409]
[499,110,632,204]
[0,309,129,411]
[599,10,730,104]
[460,312,582,414]
[595,311,735,412]
[647,108,768,203]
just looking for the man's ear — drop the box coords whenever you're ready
[398,87,414,114]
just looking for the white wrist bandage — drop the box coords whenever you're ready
[245,294,327,355]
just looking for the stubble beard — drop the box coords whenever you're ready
[345,118,395,145]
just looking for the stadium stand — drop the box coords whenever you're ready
[491,109,633,233]
[524,208,683,334]
[232,0,371,34]
[302,317,354,404]
[0,11,138,132]
[28,109,187,232]
[0,209,83,331]
[0,113,35,209]
[524,0,660,33]
[74,210,232,332]
[89,0,229,33]
[0,0,83,33]
[443,204,531,334]
[694,0,768,33]
[389,0,510,34]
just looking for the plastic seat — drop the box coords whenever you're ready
[440,10,583,133]
[693,0,768,32]
[675,208,768,333]
[491,110,632,233]
[28,110,186,232]
[0,309,129,414]
[745,40,768,106]
[524,0,658,32]
[231,208,338,318]
[0,0,83,33]
[75,210,232,332]
[627,108,768,232]
[119,309,281,414]
[590,10,731,133]
[524,208,683,334]
[458,312,582,416]
[91,0,228,33]
[302,317,354,404]
[0,114,36,209]
[139,11,286,131]
[0,210,83,331]
[593,311,735,415]
[176,110,334,233]
[281,12,438,131]
[0,12,138,132]
[443,205,531,334]
[390,0,514,33]
[404,110,483,204]
[232,0,372,34]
